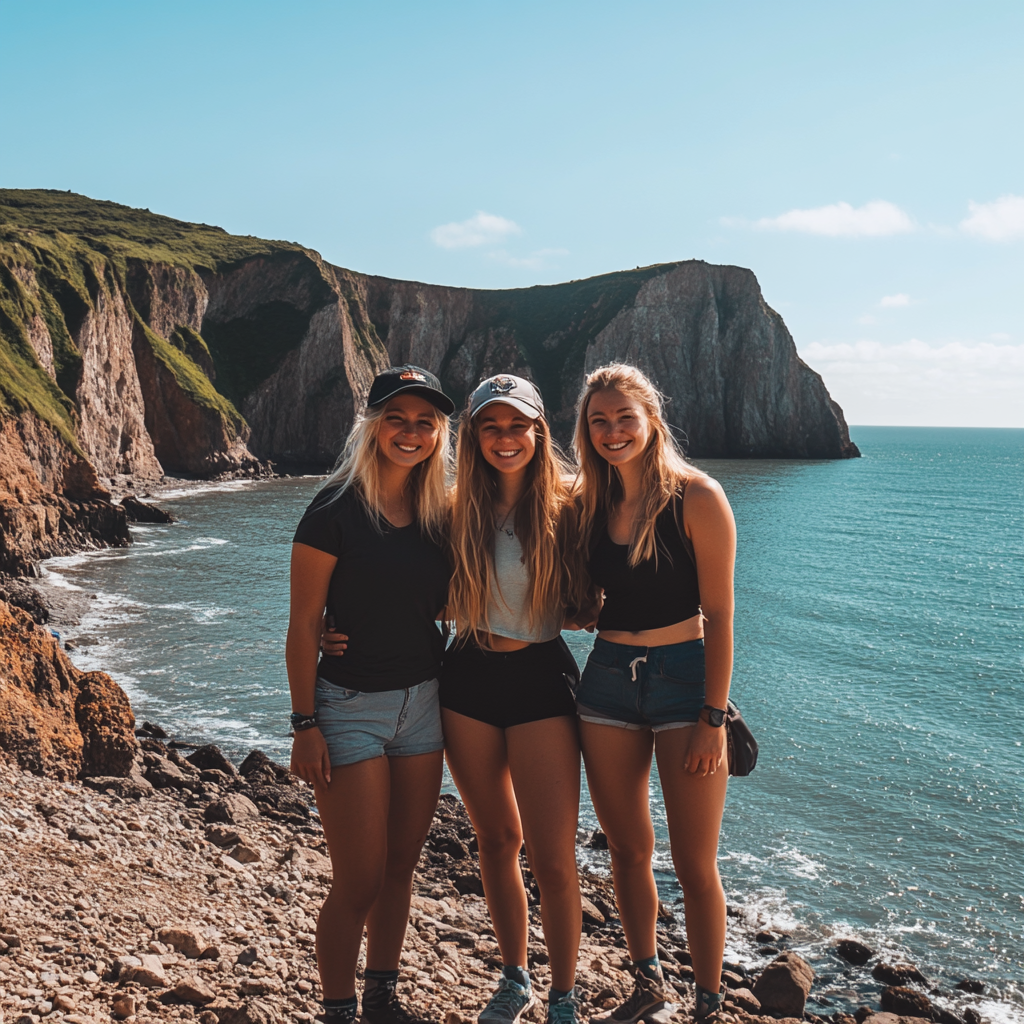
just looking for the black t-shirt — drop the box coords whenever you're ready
[293,487,451,693]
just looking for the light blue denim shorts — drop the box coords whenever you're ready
[314,677,443,767]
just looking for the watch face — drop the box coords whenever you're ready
[707,707,726,727]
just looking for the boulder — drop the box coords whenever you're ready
[119,494,175,523]
[157,926,205,958]
[204,793,259,824]
[83,774,154,798]
[725,987,762,1013]
[955,980,984,995]
[284,844,333,882]
[834,939,875,966]
[752,952,815,1018]
[881,986,934,1019]
[121,953,167,987]
[186,743,236,775]
[581,896,605,926]
[172,976,217,1004]
[873,963,928,986]
[0,601,135,780]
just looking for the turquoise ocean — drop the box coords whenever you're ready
[39,427,1023,1020]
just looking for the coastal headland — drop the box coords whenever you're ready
[0,187,856,575]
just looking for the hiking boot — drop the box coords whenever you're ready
[478,976,536,1024]
[693,984,723,1021]
[593,968,670,1024]
[546,989,582,1024]
[361,976,434,1024]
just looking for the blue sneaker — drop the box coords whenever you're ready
[546,989,582,1024]
[478,976,536,1024]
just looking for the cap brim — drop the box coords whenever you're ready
[370,383,455,416]
[470,395,544,420]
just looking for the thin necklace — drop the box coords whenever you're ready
[496,505,515,537]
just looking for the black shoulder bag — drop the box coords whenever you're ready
[672,486,759,777]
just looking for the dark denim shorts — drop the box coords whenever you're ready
[576,636,706,732]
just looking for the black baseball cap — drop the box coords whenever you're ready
[367,364,455,415]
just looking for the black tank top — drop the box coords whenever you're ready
[588,501,701,632]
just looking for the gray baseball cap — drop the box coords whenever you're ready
[468,374,545,420]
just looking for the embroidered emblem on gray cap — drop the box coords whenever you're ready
[489,375,517,394]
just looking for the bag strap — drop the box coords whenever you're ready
[671,481,697,568]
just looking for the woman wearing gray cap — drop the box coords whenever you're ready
[441,374,587,1024]
[287,365,455,1024]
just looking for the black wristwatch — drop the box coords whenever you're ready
[290,711,318,732]
[700,704,727,728]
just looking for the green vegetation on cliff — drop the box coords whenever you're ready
[0,189,308,450]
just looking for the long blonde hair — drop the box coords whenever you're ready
[321,402,452,542]
[573,363,703,566]
[447,406,577,647]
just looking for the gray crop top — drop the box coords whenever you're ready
[485,519,562,643]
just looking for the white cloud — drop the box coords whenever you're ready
[960,195,1024,241]
[800,338,1024,427]
[754,200,914,237]
[430,211,522,249]
[880,293,910,307]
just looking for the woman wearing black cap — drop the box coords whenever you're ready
[440,374,588,1024]
[287,365,455,1024]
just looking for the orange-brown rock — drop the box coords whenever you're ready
[0,599,135,779]
[0,411,129,576]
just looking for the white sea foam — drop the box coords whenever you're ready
[154,479,262,501]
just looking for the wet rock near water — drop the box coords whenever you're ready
[119,494,176,524]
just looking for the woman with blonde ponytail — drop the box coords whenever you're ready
[573,364,737,1024]
[441,374,586,1024]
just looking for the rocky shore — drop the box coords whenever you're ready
[0,611,993,1024]
[0,732,976,1024]
[0,573,1002,1024]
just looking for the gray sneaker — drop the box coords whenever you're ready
[546,989,582,1024]
[593,969,669,1024]
[478,976,536,1024]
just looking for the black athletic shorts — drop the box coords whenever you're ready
[440,635,580,729]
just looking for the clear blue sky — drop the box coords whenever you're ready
[3,0,1021,426]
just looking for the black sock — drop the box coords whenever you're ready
[363,970,400,1009]
[322,996,358,1023]
[503,964,531,989]
[549,987,574,1002]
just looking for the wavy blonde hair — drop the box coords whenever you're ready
[448,405,580,647]
[573,363,704,566]
[320,401,452,542]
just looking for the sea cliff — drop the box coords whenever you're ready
[1,188,855,572]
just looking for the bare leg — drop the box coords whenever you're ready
[655,728,729,992]
[314,756,391,999]
[579,721,658,961]
[364,750,444,970]
[507,715,582,992]
[443,709,528,969]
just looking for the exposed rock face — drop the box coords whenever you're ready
[0,413,129,576]
[0,600,136,779]
[1,189,857,576]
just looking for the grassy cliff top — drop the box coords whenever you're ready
[0,189,306,272]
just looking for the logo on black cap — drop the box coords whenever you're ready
[400,370,427,382]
